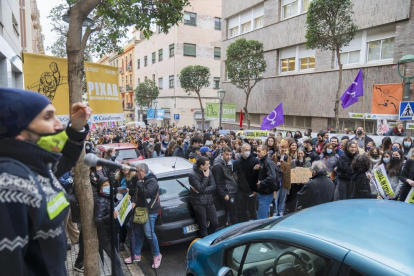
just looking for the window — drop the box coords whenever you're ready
[300,56,315,70]
[145,76,148,81]
[214,78,220,89]
[214,47,221,59]
[254,16,263,29]
[137,59,140,69]
[282,0,299,19]
[215,17,221,30]
[241,22,252,34]
[159,77,163,89]
[159,49,163,61]
[302,0,313,12]
[138,78,140,84]
[229,27,239,38]
[158,177,190,201]
[367,37,395,62]
[169,44,175,57]
[12,13,19,36]
[169,75,174,88]
[152,74,155,81]
[152,52,156,64]
[184,12,197,26]
[144,56,148,66]
[339,50,360,65]
[225,241,332,276]
[184,44,196,57]
[281,58,296,72]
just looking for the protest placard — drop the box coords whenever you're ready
[291,168,312,183]
[115,194,132,226]
[405,187,414,204]
[373,164,395,199]
[280,161,291,188]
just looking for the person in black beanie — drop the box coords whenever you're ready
[0,87,91,276]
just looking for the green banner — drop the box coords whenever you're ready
[205,103,236,122]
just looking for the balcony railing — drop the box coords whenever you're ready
[127,65,132,71]
[119,86,125,93]
[119,68,124,74]
[126,85,132,91]
[126,103,133,109]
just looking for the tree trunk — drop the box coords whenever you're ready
[244,91,251,129]
[66,3,100,276]
[197,91,205,130]
[334,48,343,132]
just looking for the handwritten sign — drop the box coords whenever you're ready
[291,168,312,183]
[373,164,395,199]
[405,187,414,204]
[280,161,291,188]
[115,193,132,226]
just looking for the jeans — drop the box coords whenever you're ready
[192,204,219,238]
[274,188,288,216]
[132,213,160,257]
[257,193,274,219]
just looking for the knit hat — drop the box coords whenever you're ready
[0,87,51,137]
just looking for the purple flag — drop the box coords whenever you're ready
[261,103,284,130]
[340,69,364,109]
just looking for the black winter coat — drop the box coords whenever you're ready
[135,173,160,214]
[94,192,118,229]
[188,165,216,205]
[305,149,320,164]
[257,155,277,195]
[212,156,238,197]
[399,159,414,201]
[336,151,356,180]
[233,155,259,193]
[351,171,377,199]
[297,173,335,210]
[173,146,185,158]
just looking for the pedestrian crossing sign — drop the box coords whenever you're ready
[399,101,414,120]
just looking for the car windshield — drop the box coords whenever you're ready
[115,149,139,161]
[158,176,190,201]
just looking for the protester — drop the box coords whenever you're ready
[289,141,298,160]
[350,155,382,200]
[315,131,327,155]
[399,158,414,201]
[366,147,381,169]
[165,140,176,157]
[212,147,238,225]
[336,141,358,200]
[302,139,320,164]
[0,88,90,275]
[352,126,373,151]
[188,157,219,238]
[233,143,259,222]
[320,143,339,180]
[297,161,335,210]
[402,137,413,157]
[173,138,185,158]
[330,137,343,156]
[385,121,406,136]
[200,146,214,164]
[265,137,277,157]
[152,142,163,158]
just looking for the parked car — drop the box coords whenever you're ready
[132,157,227,246]
[96,143,144,162]
[187,200,414,276]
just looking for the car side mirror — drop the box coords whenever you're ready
[217,267,234,276]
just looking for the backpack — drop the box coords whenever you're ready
[272,163,282,192]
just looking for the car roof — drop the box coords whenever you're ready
[97,143,136,150]
[274,200,414,271]
[131,157,193,178]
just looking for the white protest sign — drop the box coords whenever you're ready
[373,164,395,199]
[115,193,132,226]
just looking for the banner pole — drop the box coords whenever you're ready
[363,90,366,131]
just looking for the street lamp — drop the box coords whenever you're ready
[397,55,414,102]
[153,99,158,126]
[217,89,225,130]
[62,10,95,27]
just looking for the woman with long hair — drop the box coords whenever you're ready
[104,148,116,160]
[265,137,277,157]
[320,143,339,179]
[402,137,413,157]
[366,147,381,169]
[165,140,177,157]
[381,137,392,152]
[289,141,298,160]
[336,141,358,200]
[373,150,404,200]
[151,142,163,158]
[285,148,311,213]
[350,155,382,199]
[173,138,185,157]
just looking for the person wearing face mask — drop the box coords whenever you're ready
[320,143,339,181]
[336,141,358,200]
[297,161,335,210]
[0,88,91,275]
[391,142,402,152]
[352,126,373,151]
[367,147,381,169]
[233,144,259,222]
[402,137,413,157]
[294,130,303,144]
[94,178,124,276]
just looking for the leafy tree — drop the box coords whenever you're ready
[306,0,358,131]
[56,0,189,274]
[226,38,266,129]
[135,79,160,121]
[179,65,210,130]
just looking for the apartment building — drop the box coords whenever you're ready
[20,0,45,54]
[0,0,23,88]
[134,0,222,128]
[119,38,137,121]
[221,0,414,133]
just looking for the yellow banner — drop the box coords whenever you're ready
[84,61,125,123]
[23,53,69,122]
[373,164,395,198]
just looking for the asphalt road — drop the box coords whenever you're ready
[135,241,192,276]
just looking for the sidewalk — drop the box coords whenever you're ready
[65,243,143,276]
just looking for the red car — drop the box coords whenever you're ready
[95,143,145,162]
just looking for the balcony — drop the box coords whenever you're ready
[127,65,132,71]
[119,86,125,93]
[126,85,132,91]
[119,68,124,74]
[126,103,134,110]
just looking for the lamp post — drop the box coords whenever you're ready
[217,89,226,130]
[397,55,414,102]
[153,99,158,127]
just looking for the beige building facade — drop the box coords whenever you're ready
[221,0,414,133]
[133,0,222,128]
[19,0,45,54]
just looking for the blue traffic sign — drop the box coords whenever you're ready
[174,114,180,120]
[399,101,414,120]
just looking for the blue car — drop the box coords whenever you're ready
[187,200,414,276]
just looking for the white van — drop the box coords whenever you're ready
[126,121,146,129]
